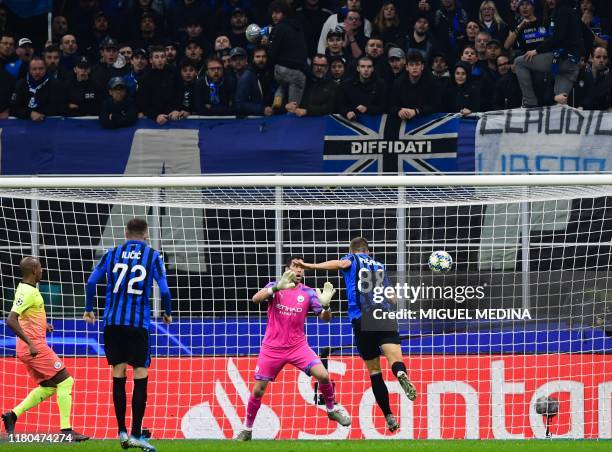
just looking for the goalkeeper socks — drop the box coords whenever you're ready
[56,376,74,430]
[131,377,148,438]
[245,395,262,429]
[319,383,336,411]
[112,377,127,433]
[391,361,407,378]
[13,385,56,417]
[369,373,392,416]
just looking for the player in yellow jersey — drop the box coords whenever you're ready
[2,257,88,442]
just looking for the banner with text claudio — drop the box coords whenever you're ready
[475,105,612,173]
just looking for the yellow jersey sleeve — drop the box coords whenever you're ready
[11,284,41,316]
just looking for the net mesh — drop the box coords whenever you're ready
[0,183,610,440]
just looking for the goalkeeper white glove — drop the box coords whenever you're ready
[316,281,336,309]
[274,270,296,292]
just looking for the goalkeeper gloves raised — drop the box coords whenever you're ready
[273,270,296,292]
[316,282,336,309]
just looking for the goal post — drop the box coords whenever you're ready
[0,174,610,440]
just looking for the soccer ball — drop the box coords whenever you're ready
[428,251,453,272]
[535,396,559,416]
[246,24,263,43]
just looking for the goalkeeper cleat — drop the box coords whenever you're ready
[235,429,252,441]
[327,406,351,427]
[397,372,417,401]
[127,434,156,451]
[119,431,129,449]
[2,410,16,435]
[386,414,399,432]
[60,429,89,442]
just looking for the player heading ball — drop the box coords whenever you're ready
[236,256,351,441]
[296,237,417,432]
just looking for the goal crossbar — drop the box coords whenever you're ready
[1,174,612,188]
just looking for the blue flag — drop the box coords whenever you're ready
[4,0,52,18]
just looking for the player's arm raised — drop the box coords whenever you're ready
[295,259,351,271]
[316,282,336,322]
[252,270,296,304]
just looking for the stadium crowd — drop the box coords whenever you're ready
[0,0,610,128]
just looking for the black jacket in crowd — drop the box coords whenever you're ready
[389,70,438,118]
[91,62,130,96]
[300,73,337,116]
[137,66,179,119]
[337,76,386,117]
[444,62,481,113]
[234,67,267,116]
[493,72,522,110]
[536,0,584,58]
[194,76,234,116]
[176,79,197,114]
[99,96,138,129]
[0,70,15,113]
[584,69,612,111]
[268,17,308,71]
[67,78,101,116]
[11,75,67,119]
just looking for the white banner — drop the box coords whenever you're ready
[475,105,612,173]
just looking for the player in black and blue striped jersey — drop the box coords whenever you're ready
[84,218,171,452]
[296,237,416,433]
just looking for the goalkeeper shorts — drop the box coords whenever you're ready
[255,342,321,382]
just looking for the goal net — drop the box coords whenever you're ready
[0,175,610,440]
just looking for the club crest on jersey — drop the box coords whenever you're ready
[54,361,62,369]
[297,295,305,303]
[15,298,23,306]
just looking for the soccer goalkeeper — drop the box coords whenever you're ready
[296,237,417,432]
[236,256,351,441]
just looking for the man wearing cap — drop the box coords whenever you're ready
[132,11,162,50]
[175,59,198,116]
[137,45,180,125]
[91,37,130,96]
[184,39,205,73]
[88,11,112,55]
[324,30,348,61]
[168,0,212,42]
[11,56,67,121]
[234,47,274,116]
[226,8,249,50]
[5,38,34,80]
[124,48,149,97]
[99,77,138,129]
[59,34,79,71]
[228,46,248,81]
[288,53,337,117]
[67,56,100,116]
[386,47,406,86]
[390,50,437,121]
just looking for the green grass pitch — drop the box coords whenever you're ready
[0,440,608,451]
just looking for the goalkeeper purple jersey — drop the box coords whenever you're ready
[262,282,323,348]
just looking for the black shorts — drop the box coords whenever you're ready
[103,325,150,368]
[351,318,401,361]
